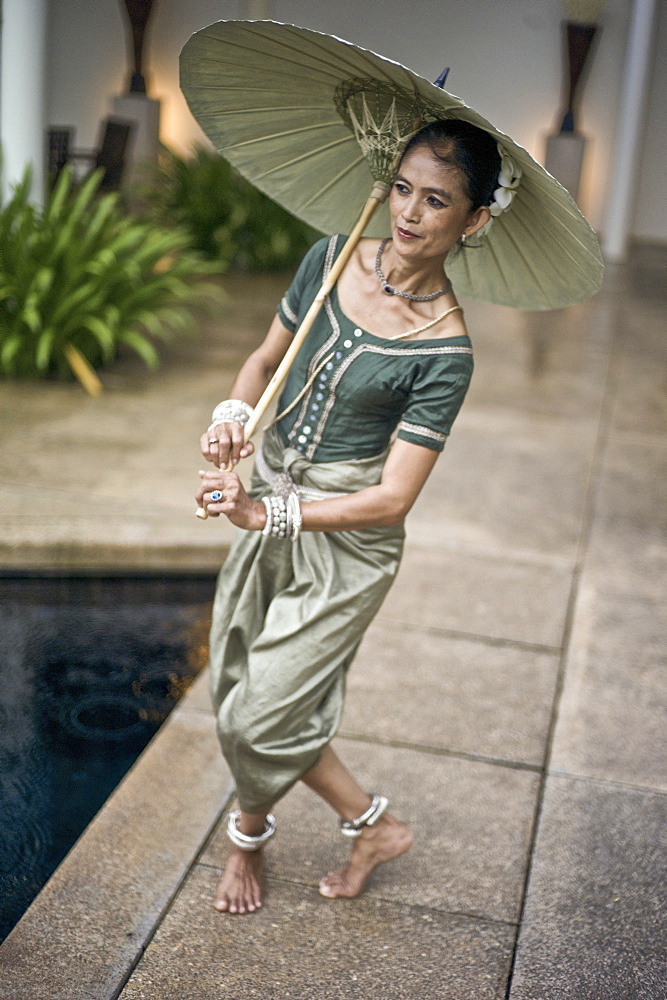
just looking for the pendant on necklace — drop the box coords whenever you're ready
[375,238,451,303]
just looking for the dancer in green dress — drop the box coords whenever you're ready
[196,120,508,914]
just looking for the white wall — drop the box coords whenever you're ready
[45,0,246,154]
[46,0,125,151]
[45,0,666,242]
[1,0,48,199]
[632,0,667,242]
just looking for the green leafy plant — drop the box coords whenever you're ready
[0,165,221,392]
[137,146,320,271]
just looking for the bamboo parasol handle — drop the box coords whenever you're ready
[196,183,389,519]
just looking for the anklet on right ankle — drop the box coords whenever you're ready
[340,794,388,838]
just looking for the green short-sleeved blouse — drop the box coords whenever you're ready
[275,235,474,463]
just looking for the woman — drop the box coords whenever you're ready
[195,119,509,915]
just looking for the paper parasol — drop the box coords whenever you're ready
[180,19,603,312]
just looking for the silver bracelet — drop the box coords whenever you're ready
[261,491,302,541]
[287,491,303,542]
[209,398,254,431]
[261,496,273,536]
[285,495,293,539]
[288,490,302,543]
[269,495,288,538]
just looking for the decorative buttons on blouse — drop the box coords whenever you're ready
[293,332,364,456]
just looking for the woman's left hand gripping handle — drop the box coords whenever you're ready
[196,467,265,530]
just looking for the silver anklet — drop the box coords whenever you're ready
[340,794,388,838]
[226,810,277,852]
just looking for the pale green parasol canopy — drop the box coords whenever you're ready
[180,19,603,311]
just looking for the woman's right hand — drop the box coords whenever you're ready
[200,421,255,470]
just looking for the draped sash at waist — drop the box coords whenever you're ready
[253,425,390,501]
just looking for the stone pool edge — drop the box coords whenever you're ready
[0,668,235,1000]
[0,540,231,574]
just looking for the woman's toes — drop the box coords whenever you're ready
[319,872,345,897]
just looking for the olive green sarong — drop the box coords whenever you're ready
[208,425,405,814]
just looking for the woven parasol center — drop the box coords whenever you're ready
[334,78,443,183]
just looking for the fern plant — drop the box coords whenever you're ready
[0,165,221,392]
[137,146,320,271]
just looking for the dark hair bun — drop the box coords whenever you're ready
[401,120,501,210]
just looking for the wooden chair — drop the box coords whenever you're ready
[49,117,134,192]
[46,127,75,188]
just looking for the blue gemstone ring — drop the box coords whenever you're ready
[210,490,223,501]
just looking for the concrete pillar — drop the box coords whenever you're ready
[602,0,658,261]
[113,93,160,186]
[0,0,49,203]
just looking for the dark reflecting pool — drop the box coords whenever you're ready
[0,573,216,942]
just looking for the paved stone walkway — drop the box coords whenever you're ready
[1,246,665,998]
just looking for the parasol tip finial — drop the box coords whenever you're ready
[434,67,450,89]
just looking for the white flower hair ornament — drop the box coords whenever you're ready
[476,143,522,238]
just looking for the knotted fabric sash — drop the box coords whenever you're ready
[252,425,390,502]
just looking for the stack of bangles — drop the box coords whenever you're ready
[261,492,302,543]
[208,398,254,434]
[206,399,302,541]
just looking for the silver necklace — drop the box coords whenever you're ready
[375,238,451,302]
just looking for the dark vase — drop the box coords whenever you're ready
[559,20,598,132]
[120,0,156,95]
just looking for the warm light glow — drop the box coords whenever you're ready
[561,0,608,23]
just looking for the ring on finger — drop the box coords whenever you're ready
[208,438,219,446]
[210,490,223,502]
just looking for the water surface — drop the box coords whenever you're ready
[0,573,215,941]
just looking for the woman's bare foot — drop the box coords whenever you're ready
[213,847,264,914]
[319,814,413,899]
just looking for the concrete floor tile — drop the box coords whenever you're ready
[1,243,664,998]
[378,544,571,647]
[176,665,214,715]
[409,412,595,561]
[342,621,558,765]
[0,710,233,1000]
[585,435,667,595]
[550,585,667,790]
[119,864,515,1000]
[202,740,539,923]
[509,775,667,1000]
[461,297,610,423]
[610,299,667,437]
